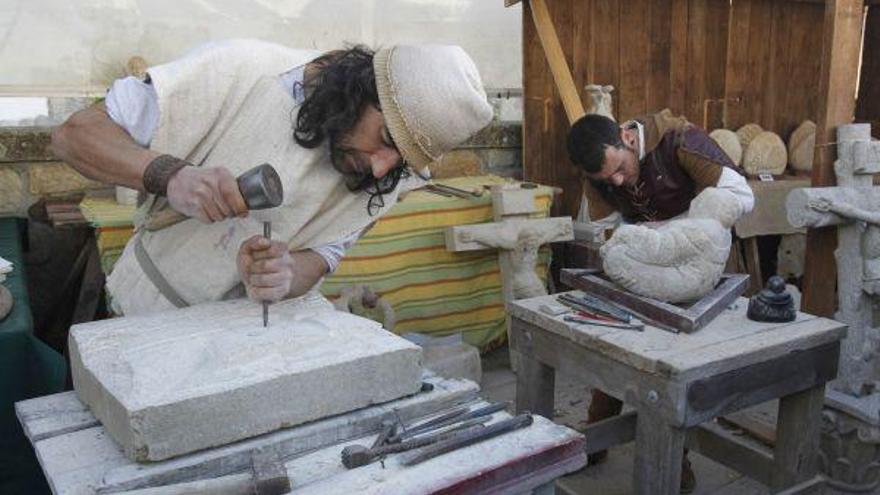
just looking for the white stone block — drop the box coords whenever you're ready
[70,296,423,461]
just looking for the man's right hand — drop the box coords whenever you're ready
[166,166,249,223]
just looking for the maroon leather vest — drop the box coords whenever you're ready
[592,125,742,223]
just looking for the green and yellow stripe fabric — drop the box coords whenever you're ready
[322,176,555,350]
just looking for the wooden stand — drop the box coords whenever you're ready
[17,374,586,494]
[509,293,846,494]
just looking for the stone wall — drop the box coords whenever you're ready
[0,127,109,217]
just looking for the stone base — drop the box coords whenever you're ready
[820,390,880,493]
[70,294,422,461]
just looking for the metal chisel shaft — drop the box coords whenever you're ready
[263,221,271,327]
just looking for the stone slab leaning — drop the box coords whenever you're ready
[69,294,423,462]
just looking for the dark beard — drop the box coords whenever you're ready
[329,138,410,216]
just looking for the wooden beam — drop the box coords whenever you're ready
[801,0,864,317]
[527,0,585,125]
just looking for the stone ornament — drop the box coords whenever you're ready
[743,131,788,175]
[601,188,744,303]
[736,123,764,150]
[788,120,816,172]
[584,84,615,121]
[709,129,743,166]
[747,275,796,322]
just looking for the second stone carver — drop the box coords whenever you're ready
[566,109,756,493]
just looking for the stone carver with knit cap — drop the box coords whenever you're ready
[52,39,493,316]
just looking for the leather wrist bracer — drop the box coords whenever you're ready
[143,155,191,196]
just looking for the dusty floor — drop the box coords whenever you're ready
[478,346,771,495]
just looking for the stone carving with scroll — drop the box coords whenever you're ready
[709,128,743,166]
[789,119,816,172]
[743,130,788,175]
[600,188,743,303]
[584,84,615,120]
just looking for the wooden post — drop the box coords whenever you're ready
[802,0,864,316]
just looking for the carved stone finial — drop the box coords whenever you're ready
[747,275,796,322]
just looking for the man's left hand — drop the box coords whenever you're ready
[237,235,295,303]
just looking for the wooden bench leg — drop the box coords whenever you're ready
[772,385,826,490]
[633,412,686,495]
[514,350,555,418]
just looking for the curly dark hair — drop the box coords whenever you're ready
[293,45,408,215]
[567,113,624,174]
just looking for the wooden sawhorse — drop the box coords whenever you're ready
[509,292,846,494]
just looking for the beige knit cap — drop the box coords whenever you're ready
[374,45,493,172]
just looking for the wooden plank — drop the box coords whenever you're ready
[762,0,788,132]
[592,0,621,104]
[802,0,865,316]
[669,0,689,116]
[703,0,731,130]
[743,237,763,295]
[776,2,825,136]
[686,421,774,486]
[15,391,99,443]
[648,0,673,114]
[683,341,839,426]
[684,0,708,123]
[571,0,594,102]
[617,0,650,120]
[633,411,686,495]
[772,385,827,490]
[723,0,754,129]
[27,376,480,494]
[582,410,637,455]
[747,0,774,128]
[528,0,584,125]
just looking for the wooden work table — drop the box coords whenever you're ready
[509,291,846,495]
[17,373,585,495]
